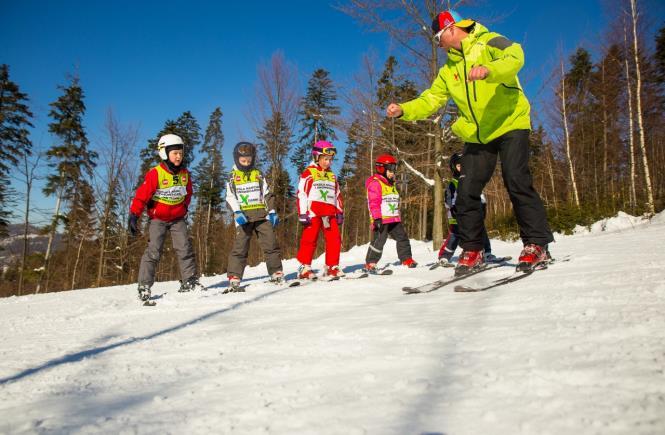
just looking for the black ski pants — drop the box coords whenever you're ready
[456,129,553,250]
[365,222,412,264]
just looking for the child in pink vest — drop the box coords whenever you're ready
[364,154,417,272]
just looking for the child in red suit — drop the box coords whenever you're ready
[296,141,344,279]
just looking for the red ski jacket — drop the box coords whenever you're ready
[130,162,192,222]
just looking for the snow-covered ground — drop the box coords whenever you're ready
[1,212,664,435]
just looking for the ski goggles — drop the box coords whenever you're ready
[313,146,337,156]
[433,26,450,43]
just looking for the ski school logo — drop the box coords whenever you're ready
[234,175,242,183]
[388,203,397,213]
[319,190,329,201]
[454,73,459,82]
[162,179,169,186]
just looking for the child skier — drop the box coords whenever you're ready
[225,142,283,292]
[364,154,418,272]
[128,134,203,304]
[438,152,498,268]
[296,140,344,279]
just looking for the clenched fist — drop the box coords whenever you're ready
[386,103,403,118]
[467,66,490,82]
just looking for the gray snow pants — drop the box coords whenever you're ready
[227,219,282,279]
[138,218,197,287]
[365,222,413,264]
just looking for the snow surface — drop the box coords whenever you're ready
[1,212,664,434]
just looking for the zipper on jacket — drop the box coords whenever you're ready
[461,43,483,144]
[473,81,478,102]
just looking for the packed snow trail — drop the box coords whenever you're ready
[0,212,664,434]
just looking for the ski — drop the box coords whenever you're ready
[402,261,510,294]
[429,261,454,270]
[222,284,250,294]
[429,255,512,271]
[454,269,535,292]
[343,271,370,280]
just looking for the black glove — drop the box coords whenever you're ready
[128,213,140,236]
[373,218,384,232]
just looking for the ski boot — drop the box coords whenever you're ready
[455,250,484,277]
[402,258,418,268]
[223,275,244,294]
[270,271,285,285]
[324,265,345,278]
[438,256,454,268]
[137,284,154,305]
[179,276,205,292]
[363,262,378,274]
[298,264,317,280]
[517,244,549,272]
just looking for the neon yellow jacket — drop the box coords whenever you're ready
[399,22,531,144]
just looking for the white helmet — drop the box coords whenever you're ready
[157,134,184,160]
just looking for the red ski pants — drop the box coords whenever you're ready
[297,216,341,267]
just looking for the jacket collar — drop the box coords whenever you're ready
[160,161,183,174]
[373,173,394,185]
[446,22,488,61]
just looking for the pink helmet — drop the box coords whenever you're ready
[312,140,337,159]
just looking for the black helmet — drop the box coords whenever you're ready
[449,152,463,177]
[233,142,256,171]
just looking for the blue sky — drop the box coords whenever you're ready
[2,0,664,223]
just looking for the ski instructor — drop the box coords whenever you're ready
[386,9,554,275]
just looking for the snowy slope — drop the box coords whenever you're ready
[1,212,664,435]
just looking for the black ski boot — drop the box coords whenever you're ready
[179,276,205,292]
[138,284,155,306]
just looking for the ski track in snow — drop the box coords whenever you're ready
[1,212,664,434]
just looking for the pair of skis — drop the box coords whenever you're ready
[402,260,511,294]
[403,256,568,294]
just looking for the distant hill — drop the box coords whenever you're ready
[0,224,62,269]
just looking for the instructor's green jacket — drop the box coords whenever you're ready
[400,22,531,144]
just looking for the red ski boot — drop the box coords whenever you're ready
[325,265,345,278]
[517,244,549,272]
[298,264,317,280]
[454,250,484,276]
[401,258,418,268]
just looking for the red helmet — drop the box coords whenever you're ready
[375,154,398,175]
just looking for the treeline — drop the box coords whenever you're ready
[1,0,663,297]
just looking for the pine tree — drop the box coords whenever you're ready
[40,75,97,292]
[194,107,226,273]
[175,110,201,165]
[0,64,34,234]
[195,107,226,214]
[292,69,340,174]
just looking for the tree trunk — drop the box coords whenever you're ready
[630,0,656,215]
[71,228,87,290]
[18,159,32,296]
[624,22,638,211]
[36,185,63,294]
[560,60,580,207]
